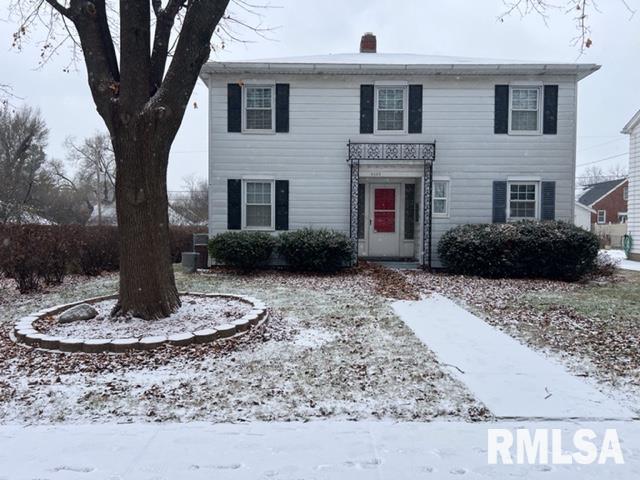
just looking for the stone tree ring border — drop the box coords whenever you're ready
[10,292,269,353]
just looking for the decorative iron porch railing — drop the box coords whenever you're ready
[347,141,436,270]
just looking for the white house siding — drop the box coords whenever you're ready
[574,203,593,230]
[207,74,578,266]
[628,124,640,259]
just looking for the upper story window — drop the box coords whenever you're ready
[508,182,538,220]
[433,180,450,217]
[510,87,541,134]
[243,180,274,229]
[244,85,275,132]
[623,186,629,201]
[375,86,407,133]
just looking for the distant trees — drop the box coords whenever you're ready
[578,164,629,187]
[60,133,116,225]
[0,106,119,225]
[0,106,49,223]
[170,176,208,225]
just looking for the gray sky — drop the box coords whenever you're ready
[1,0,638,190]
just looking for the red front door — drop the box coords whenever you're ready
[369,185,400,257]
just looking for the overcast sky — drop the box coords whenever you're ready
[1,0,638,190]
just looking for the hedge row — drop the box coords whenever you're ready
[208,228,353,273]
[0,225,205,293]
[437,221,599,281]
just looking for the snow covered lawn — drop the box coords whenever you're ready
[0,268,487,424]
[405,270,640,415]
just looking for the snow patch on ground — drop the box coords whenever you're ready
[42,295,250,339]
[601,249,640,272]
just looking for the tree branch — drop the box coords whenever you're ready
[119,0,151,114]
[152,0,230,132]
[44,0,72,18]
[69,0,120,129]
[150,0,186,94]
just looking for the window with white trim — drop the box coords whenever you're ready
[375,86,407,132]
[623,186,628,201]
[618,212,628,223]
[510,87,541,133]
[243,180,274,229]
[597,210,606,224]
[244,85,274,131]
[508,182,538,220]
[432,180,449,216]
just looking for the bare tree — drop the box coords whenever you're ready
[170,176,208,225]
[0,105,49,224]
[578,165,606,186]
[499,0,636,52]
[578,163,629,186]
[9,1,240,319]
[65,132,115,225]
[606,162,628,179]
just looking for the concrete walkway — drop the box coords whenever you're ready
[2,420,639,479]
[392,295,636,420]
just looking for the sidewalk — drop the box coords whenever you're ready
[392,295,635,420]
[2,420,639,479]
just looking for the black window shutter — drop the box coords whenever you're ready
[227,84,242,133]
[543,85,558,135]
[541,181,556,221]
[275,180,289,230]
[494,85,509,134]
[275,83,290,133]
[408,85,423,134]
[357,184,365,239]
[360,85,374,134]
[227,179,242,229]
[492,181,507,223]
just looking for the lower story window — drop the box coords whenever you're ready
[244,180,273,229]
[433,180,449,216]
[508,182,538,220]
[597,210,606,224]
[619,212,628,223]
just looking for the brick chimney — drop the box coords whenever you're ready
[360,32,377,53]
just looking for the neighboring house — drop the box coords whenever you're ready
[577,178,629,225]
[623,110,640,260]
[87,202,201,226]
[200,33,599,267]
[574,201,595,230]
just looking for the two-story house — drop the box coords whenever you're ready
[200,33,599,268]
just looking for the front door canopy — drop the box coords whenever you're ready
[347,141,436,163]
[347,141,436,269]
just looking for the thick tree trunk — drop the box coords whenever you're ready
[111,121,180,319]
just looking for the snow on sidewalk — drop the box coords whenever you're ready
[2,420,640,479]
[392,295,635,420]
[600,249,640,272]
